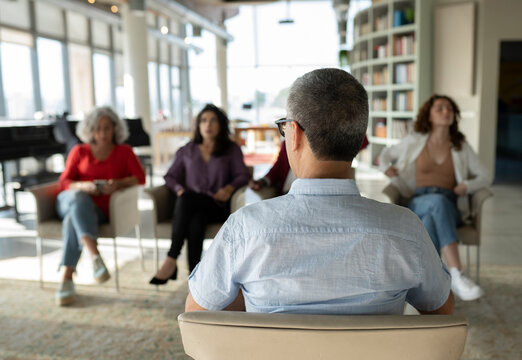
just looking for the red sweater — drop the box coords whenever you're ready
[59,144,146,217]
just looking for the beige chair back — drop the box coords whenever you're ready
[178,311,467,360]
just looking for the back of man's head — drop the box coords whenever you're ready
[287,68,368,161]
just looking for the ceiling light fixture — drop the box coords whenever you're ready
[278,0,294,25]
[110,5,118,13]
[160,26,169,35]
[87,0,95,4]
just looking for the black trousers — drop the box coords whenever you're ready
[168,191,229,271]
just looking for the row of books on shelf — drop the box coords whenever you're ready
[361,72,369,86]
[394,91,414,111]
[372,97,387,111]
[393,8,414,27]
[356,22,371,37]
[352,49,369,62]
[394,34,415,56]
[374,43,388,59]
[391,119,413,138]
[374,14,388,31]
[394,63,415,84]
[372,119,412,139]
[373,67,389,85]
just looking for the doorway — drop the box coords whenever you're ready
[496,41,522,183]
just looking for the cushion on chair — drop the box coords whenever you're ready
[178,311,468,360]
[37,220,63,239]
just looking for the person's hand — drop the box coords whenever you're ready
[249,179,266,191]
[176,188,185,197]
[101,179,121,195]
[213,186,234,202]
[453,183,467,196]
[77,181,99,195]
[385,166,399,178]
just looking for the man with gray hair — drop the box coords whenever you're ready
[185,68,453,315]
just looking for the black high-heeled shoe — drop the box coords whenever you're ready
[149,267,177,285]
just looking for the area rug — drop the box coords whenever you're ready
[0,262,520,359]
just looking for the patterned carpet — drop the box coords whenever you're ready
[0,261,520,359]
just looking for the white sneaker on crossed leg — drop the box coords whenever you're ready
[450,267,484,301]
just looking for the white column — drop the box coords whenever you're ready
[216,23,228,112]
[121,3,151,134]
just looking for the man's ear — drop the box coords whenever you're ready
[290,121,303,152]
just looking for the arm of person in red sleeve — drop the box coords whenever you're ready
[58,145,98,194]
[265,140,290,187]
[360,135,369,151]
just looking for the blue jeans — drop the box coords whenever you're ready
[56,190,107,268]
[408,186,462,254]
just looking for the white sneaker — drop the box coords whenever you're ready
[450,267,484,301]
[93,255,111,284]
[55,279,75,306]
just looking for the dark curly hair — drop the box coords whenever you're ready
[193,104,233,156]
[414,94,465,150]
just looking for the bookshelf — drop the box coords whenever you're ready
[351,0,433,166]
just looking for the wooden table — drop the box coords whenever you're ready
[154,130,193,167]
[234,126,281,153]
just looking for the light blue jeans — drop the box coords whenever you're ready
[56,190,107,268]
[408,186,462,254]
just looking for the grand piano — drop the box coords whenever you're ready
[0,116,152,222]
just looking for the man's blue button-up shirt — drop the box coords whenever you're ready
[188,178,451,314]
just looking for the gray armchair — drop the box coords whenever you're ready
[28,182,143,291]
[178,311,468,360]
[143,185,247,274]
[383,184,493,283]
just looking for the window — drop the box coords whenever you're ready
[148,62,159,120]
[0,28,35,119]
[69,43,93,116]
[159,63,171,118]
[225,2,338,123]
[93,52,113,106]
[37,37,66,114]
[114,53,124,115]
[0,0,30,30]
[188,29,218,110]
[35,2,64,38]
[92,20,111,50]
[67,11,88,44]
[0,41,34,118]
[171,66,182,125]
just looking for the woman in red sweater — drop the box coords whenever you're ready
[55,107,145,306]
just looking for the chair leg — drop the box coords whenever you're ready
[476,246,480,285]
[466,246,471,277]
[154,236,159,292]
[136,225,145,272]
[112,237,120,292]
[36,236,43,289]
[154,237,159,274]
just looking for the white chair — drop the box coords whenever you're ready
[143,185,247,274]
[28,182,143,291]
[383,184,493,283]
[178,311,468,360]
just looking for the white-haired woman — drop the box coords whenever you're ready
[55,107,146,306]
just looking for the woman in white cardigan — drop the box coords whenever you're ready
[379,95,491,301]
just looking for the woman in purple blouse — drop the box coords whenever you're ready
[150,104,251,285]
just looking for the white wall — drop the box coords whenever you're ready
[435,0,522,176]
[478,0,522,175]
